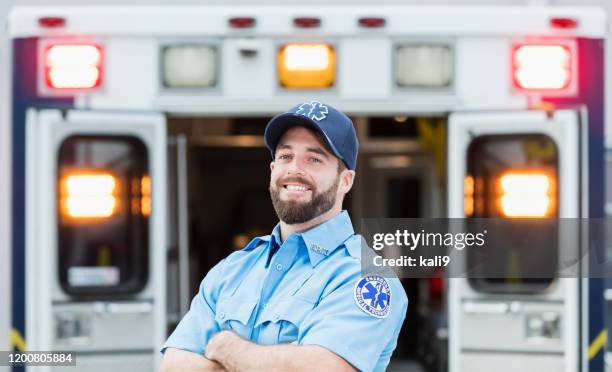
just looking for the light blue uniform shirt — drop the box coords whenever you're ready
[162,210,408,372]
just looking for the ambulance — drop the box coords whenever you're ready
[5,5,607,372]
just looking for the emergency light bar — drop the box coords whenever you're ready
[512,44,572,90]
[278,44,336,89]
[395,45,452,87]
[162,45,217,88]
[45,44,103,89]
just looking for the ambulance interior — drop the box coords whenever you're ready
[165,115,448,371]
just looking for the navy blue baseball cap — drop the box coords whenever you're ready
[264,101,359,170]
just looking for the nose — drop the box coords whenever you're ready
[286,157,305,176]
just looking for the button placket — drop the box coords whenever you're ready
[261,239,297,302]
[254,238,299,342]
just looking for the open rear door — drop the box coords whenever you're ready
[25,109,167,371]
[447,109,583,372]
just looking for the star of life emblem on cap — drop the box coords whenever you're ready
[354,275,391,318]
[296,101,329,121]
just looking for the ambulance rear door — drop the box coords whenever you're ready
[26,109,167,371]
[447,109,583,372]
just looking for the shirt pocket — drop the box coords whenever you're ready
[215,297,257,339]
[256,297,315,344]
[291,271,326,304]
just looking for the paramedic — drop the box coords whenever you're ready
[159,101,408,372]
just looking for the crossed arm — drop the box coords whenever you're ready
[159,330,356,372]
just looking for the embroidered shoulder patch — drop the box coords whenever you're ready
[353,275,391,318]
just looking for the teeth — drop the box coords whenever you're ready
[286,185,308,191]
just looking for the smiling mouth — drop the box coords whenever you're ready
[282,183,312,192]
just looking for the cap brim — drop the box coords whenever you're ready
[264,113,344,161]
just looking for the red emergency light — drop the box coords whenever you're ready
[550,17,578,30]
[38,17,66,28]
[44,44,103,90]
[358,17,386,28]
[512,44,572,91]
[294,17,321,28]
[229,17,256,28]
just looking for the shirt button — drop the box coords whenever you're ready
[275,264,283,271]
[219,312,225,319]
[273,314,280,321]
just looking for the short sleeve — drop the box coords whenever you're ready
[160,259,226,355]
[297,273,408,372]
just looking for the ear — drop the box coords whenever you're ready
[270,161,275,172]
[338,170,355,194]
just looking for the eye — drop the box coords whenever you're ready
[277,153,291,160]
[309,157,322,163]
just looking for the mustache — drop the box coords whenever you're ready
[276,176,315,190]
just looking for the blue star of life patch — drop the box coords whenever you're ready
[296,101,329,121]
[353,275,391,318]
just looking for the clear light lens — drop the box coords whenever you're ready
[395,45,452,87]
[499,173,554,217]
[513,45,571,90]
[278,44,335,89]
[61,173,117,219]
[163,46,216,88]
[45,45,102,89]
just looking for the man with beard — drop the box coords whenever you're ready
[160,101,408,372]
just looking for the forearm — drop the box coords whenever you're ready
[215,341,311,372]
[160,347,227,372]
[205,332,355,372]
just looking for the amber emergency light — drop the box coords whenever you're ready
[60,172,118,220]
[278,44,336,89]
[498,172,556,218]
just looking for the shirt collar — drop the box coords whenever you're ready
[301,210,355,266]
[242,224,282,252]
[270,223,282,249]
[243,210,355,267]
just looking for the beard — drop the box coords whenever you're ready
[269,175,340,224]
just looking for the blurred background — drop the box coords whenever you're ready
[0,1,611,371]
